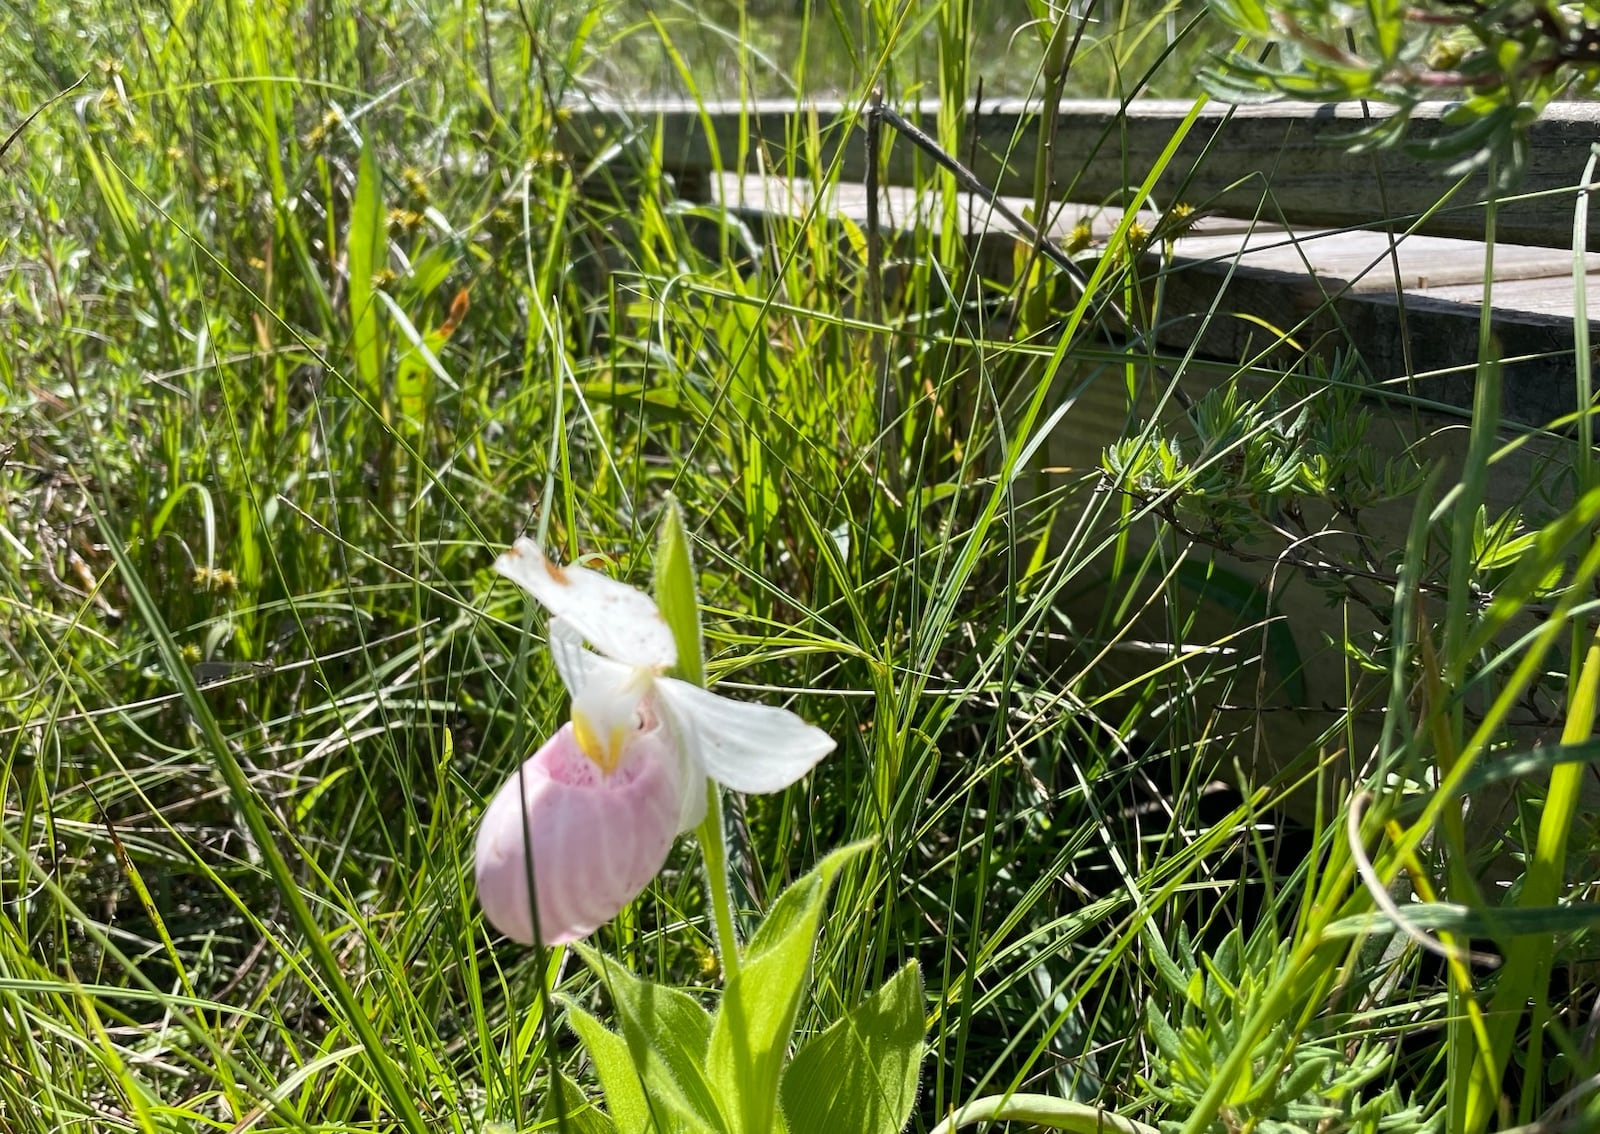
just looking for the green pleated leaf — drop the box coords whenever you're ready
[575,944,727,1133]
[781,961,926,1134]
[708,841,872,1134]
[567,1007,653,1134]
[567,998,713,1134]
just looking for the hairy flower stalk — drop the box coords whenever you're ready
[475,539,835,945]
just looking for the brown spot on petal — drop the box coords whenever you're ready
[546,558,570,585]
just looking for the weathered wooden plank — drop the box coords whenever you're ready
[568,98,1600,248]
[711,172,1266,239]
[1147,260,1587,422]
[710,171,1594,422]
[1415,272,1600,320]
[1169,228,1592,294]
[722,171,1591,298]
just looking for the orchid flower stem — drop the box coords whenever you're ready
[697,780,742,985]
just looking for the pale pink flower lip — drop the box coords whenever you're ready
[474,721,682,945]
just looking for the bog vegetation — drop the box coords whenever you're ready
[2,1,1599,1132]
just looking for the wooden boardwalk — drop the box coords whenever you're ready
[570,98,1600,424]
[566,98,1600,796]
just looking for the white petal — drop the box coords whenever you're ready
[654,676,835,794]
[495,539,678,669]
[675,763,709,833]
[547,618,632,697]
[551,618,661,772]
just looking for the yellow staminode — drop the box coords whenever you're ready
[573,711,626,774]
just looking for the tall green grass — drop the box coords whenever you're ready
[2,1,1598,1132]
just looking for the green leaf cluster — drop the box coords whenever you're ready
[554,845,924,1134]
[1142,928,1426,1134]
[1102,363,1425,548]
[1203,0,1600,186]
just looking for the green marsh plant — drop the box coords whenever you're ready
[9,1,1600,1133]
[476,506,925,1134]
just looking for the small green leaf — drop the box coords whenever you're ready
[1275,1055,1331,1108]
[708,841,872,1134]
[655,497,704,687]
[1205,0,1272,35]
[1140,926,1188,1001]
[1144,997,1183,1062]
[781,961,926,1134]
[1366,0,1403,61]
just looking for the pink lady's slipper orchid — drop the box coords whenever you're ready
[475,539,836,945]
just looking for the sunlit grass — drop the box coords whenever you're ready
[3,0,1598,1131]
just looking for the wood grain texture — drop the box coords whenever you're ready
[1169,227,1593,293]
[711,172,1595,422]
[1415,272,1600,318]
[567,98,1600,248]
[1143,260,1586,422]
